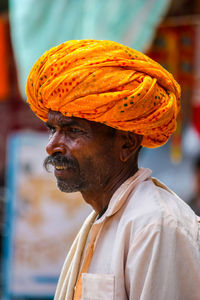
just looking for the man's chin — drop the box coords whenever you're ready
[56,179,81,193]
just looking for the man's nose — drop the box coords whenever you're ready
[46,132,66,156]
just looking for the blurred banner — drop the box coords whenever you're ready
[9,0,171,98]
[147,16,200,162]
[192,23,200,137]
[2,132,91,299]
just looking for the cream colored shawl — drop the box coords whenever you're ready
[54,211,97,300]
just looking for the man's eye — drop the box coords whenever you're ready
[49,127,56,134]
[46,124,56,133]
[69,127,83,133]
[47,127,56,139]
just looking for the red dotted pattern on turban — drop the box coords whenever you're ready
[26,39,181,148]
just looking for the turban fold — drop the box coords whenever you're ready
[26,39,181,148]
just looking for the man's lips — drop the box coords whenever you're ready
[54,165,68,170]
[53,164,76,177]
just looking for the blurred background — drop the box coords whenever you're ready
[0,0,200,299]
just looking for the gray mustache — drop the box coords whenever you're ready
[43,154,77,172]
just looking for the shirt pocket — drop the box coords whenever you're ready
[81,273,115,300]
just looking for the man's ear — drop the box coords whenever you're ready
[119,132,142,162]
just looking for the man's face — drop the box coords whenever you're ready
[45,111,117,193]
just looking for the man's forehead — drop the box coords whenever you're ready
[47,110,88,126]
[46,110,117,135]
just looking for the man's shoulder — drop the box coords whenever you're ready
[120,177,198,240]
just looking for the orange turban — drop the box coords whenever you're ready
[26,39,181,148]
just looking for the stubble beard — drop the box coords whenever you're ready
[56,166,109,194]
[56,178,84,193]
[56,169,88,193]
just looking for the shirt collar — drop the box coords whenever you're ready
[95,168,152,223]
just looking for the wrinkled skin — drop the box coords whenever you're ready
[45,111,142,213]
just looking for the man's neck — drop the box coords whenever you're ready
[81,164,139,213]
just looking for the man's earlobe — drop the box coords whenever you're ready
[120,133,142,162]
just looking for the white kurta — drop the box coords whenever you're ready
[55,168,200,300]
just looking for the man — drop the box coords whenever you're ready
[26,40,200,300]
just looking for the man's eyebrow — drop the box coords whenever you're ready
[45,119,86,128]
[45,122,54,129]
[60,119,81,126]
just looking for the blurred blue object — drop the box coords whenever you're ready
[9,0,171,98]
